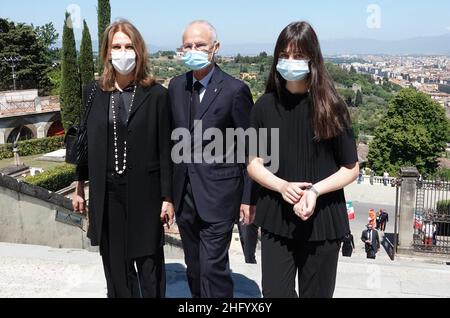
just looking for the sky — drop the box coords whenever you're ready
[1,0,450,51]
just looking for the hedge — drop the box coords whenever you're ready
[24,164,75,192]
[436,200,450,216]
[0,136,64,160]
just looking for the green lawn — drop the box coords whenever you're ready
[0,154,66,171]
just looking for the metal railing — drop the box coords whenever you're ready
[0,96,60,116]
[413,178,450,254]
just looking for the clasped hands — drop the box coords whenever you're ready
[279,181,317,221]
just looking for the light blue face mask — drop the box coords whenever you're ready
[276,59,310,82]
[181,50,212,71]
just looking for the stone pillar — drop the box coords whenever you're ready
[36,123,46,139]
[35,97,42,112]
[397,167,419,253]
[0,129,5,145]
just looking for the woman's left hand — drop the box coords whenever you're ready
[293,190,317,221]
[161,200,175,229]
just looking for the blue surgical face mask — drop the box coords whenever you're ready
[182,50,212,71]
[276,59,310,82]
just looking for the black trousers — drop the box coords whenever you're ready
[177,181,235,298]
[261,229,341,298]
[238,223,258,264]
[100,175,166,298]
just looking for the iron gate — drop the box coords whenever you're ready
[413,179,450,254]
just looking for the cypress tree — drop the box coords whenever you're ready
[355,90,363,107]
[60,12,81,132]
[79,20,95,88]
[97,0,111,73]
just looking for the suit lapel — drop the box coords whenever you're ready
[184,72,193,130]
[128,85,150,124]
[192,66,224,132]
[97,87,110,114]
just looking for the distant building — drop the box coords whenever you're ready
[439,84,450,94]
[0,90,63,144]
[176,48,184,58]
[352,84,362,93]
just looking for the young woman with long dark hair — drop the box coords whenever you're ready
[247,21,359,298]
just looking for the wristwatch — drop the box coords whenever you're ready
[308,185,320,197]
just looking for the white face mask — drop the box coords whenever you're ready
[111,51,136,75]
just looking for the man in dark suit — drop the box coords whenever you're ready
[361,224,380,259]
[379,209,389,232]
[168,20,257,298]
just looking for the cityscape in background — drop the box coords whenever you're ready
[335,55,450,109]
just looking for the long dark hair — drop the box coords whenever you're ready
[266,21,351,140]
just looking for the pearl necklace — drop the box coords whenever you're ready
[110,85,137,175]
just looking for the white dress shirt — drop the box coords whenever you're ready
[193,67,215,103]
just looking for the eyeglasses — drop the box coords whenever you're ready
[182,41,215,52]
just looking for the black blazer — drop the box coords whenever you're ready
[361,229,380,251]
[76,81,173,258]
[168,65,257,223]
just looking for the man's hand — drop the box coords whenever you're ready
[160,199,175,229]
[240,204,256,225]
[72,181,86,214]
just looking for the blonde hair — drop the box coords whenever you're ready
[99,19,154,91]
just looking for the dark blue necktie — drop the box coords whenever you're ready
[190,81,203,128]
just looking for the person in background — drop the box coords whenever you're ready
[341,233,355,257]
[379,209,389,232]
[422,221,436,246]
[370,170,374,185]
[368,209,376,228]
[375,209,381,230]
[358,168,363,184]
[361,223,380,259]
[383,171,389,186]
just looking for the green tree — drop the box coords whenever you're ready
[60,12,81,132]
[97,0,111,73]
[34,22,58,50]
[259,64,265,74]
[79,20,95,88]
[48,66,62,96]
[34,22,60,62]
[368,88,450,175]
[0,19,53,93]
[355,90,363,107]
